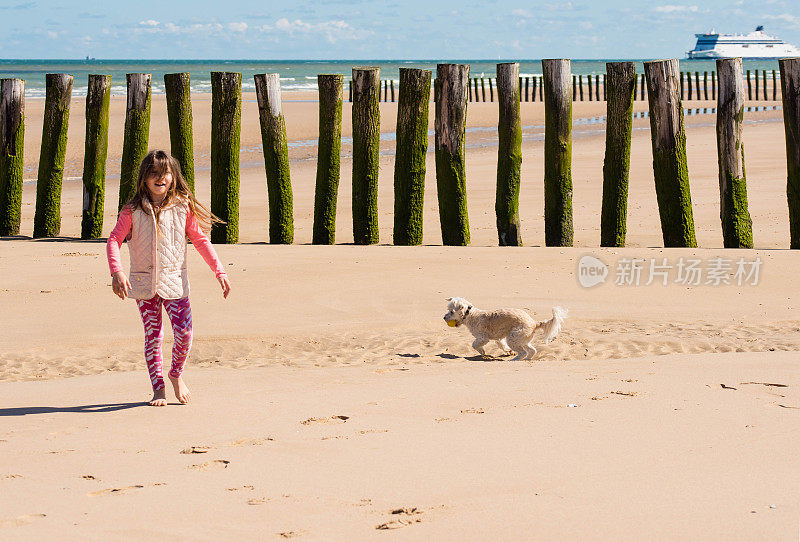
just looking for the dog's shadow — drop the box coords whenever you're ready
[437,353,510,362]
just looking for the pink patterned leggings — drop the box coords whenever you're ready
[135,295,193,391]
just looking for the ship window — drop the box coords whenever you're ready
[742,44,748,48]
[767,44,773,47]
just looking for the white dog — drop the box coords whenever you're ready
[443,297,567,360]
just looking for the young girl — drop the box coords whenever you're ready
[106,150,232,407]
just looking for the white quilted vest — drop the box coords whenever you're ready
[127,197,190,300]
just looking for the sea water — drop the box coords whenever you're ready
[0,58,784,97]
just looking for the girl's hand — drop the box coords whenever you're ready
[218,275,231,299]
[112,271,131,300]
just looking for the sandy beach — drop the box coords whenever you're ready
[2,89,799,539]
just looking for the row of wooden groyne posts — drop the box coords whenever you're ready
[2,58,800,248]
[365,68,785,103]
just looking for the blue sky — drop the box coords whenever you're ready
[1,0,799,59]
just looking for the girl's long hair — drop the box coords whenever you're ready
[125,150,223,232]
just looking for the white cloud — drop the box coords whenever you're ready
[654,5,699,12]
[512,8,534,18]
[227,22,247,33]
[139,19,159,27]
[763,13,800,27]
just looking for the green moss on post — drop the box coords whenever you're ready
[495,62,522,246]
[0,79,24,237]
[255,73,294,244]
[644,59,697,247]
[118,73,151,210]
[435,64,471,246]
[601,62,636,247]
[716,58,753,248]
[33,73,72,238]
[313,74,343,245]
[542,59,574,246]
[81,74,110,239]
[210,72,241,244]
[351,67,380,245]
[393,68,431,246]
[780,59,800,247]
[164,73,195,193]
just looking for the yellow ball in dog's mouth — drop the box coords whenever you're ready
[447,320,458,327]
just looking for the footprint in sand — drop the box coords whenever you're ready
[375,507,424,530]
[180,446,211,454]
[278,531,306,538]
[0,514,46,527]
[88,485,144,497]
[189,460,230,471]
[247,497,268,505]
[301,416,349,426]
[460,408,485,414]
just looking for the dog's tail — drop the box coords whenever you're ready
[536,306,568,344]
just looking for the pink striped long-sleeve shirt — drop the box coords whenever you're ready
[106,206,227,278]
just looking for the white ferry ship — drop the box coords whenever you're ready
[686,26,800,59]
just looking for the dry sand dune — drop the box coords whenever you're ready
[2,94,800,539]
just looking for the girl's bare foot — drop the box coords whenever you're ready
[169,374,191,404]
[149,389,167,407]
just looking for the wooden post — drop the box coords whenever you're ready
[633,75,638,101]
[0,79,24,236]
[716,58,753,248]
[601,62,636,247]
[390,79,395,102]
[695,72,701,100]
[312,74,343,245]
[746,69,752,100]
[780,59,800,247]
[349,80,352,102]
[33,73,72,238]
[578,74,584,101]
[712,71,716,100]
[118,73,151,210]
[210,72,241,244]
[539,76,543,101]
[496,62,522,246]
[687,70,693,100]
[255,73,294,244]
[474,78,479,103]
[488,77,494,102]
[644,59,697,247]
[481,77,486,102]
[603,74,607,101]
[164,73,195,193]
[588,73,593,101]
[434,63,470,246]
[572,75,577,101]
[680,72,685,99]
[469,79,473,102]
[773,70,777,101]
[755,69,760,100]
[393,68,431,246]
[763,69,767,101]
[351,67,380,245]
[525,77,530,102]
[518,76,522,102]
[641,73,646,101]
[81,74,110,240]
[532,76,538,102]
[703,71,708,100]
[595,75,600,101]
[542,59,573,246]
